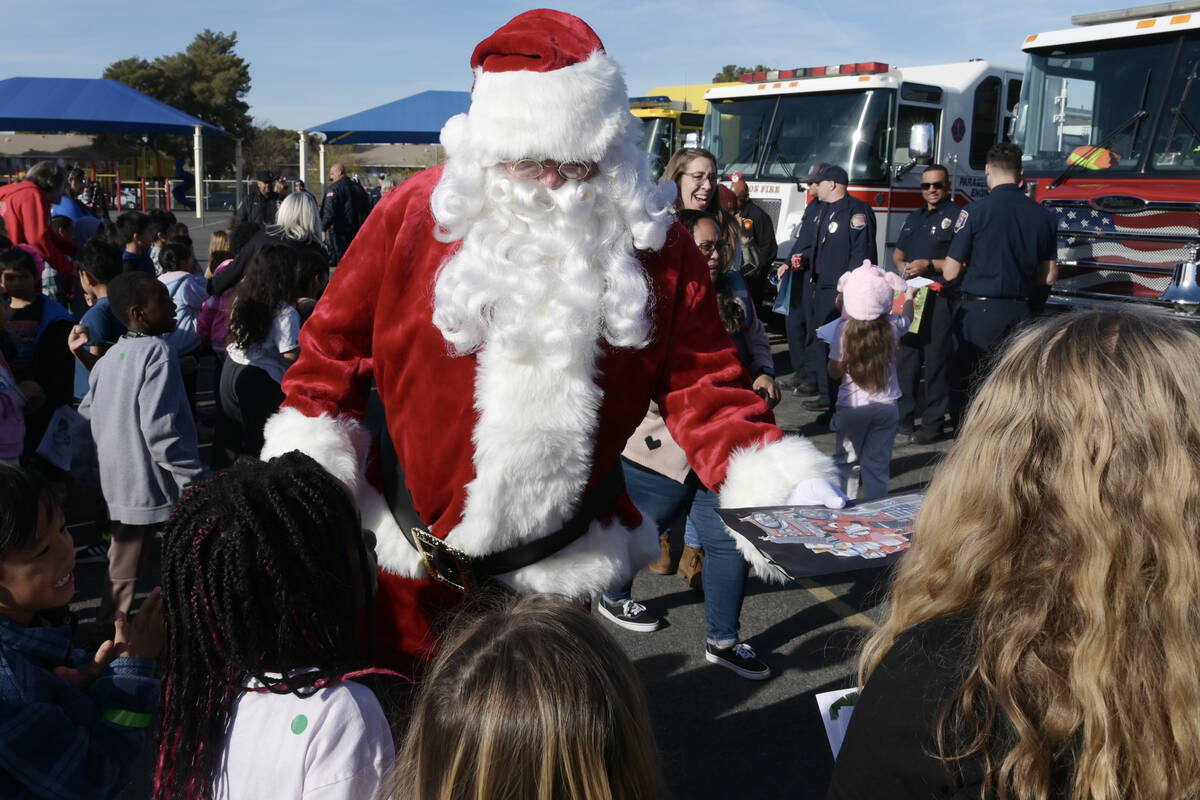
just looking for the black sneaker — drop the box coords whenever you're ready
[801,398,830,413]
[705,642,772,680]
[911,426,943,445]
[597,598,662,632]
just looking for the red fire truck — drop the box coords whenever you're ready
[1014,4,1200,315]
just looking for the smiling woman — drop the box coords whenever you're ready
[664,147,719,213]
[663,147,745,273]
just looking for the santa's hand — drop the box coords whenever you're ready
[786,478,848,509]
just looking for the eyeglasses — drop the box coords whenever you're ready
[684,171,719,185]
[696,240,732,256]
[505,159,597,181]
[919,182,946,190]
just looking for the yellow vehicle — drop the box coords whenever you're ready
[630,83,738,179]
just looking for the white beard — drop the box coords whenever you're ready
[430,165,664,365]
[425,156,673,564]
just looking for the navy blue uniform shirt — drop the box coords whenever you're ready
[896,200,958,261]
[946,183,1056,298]
[787,198,825,265]
[813,194,877,289]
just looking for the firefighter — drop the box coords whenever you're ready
[943,142,1056,429]
[800,164,877,414]
[892,164,958,444]
[777,162,828,397]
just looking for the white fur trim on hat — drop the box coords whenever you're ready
[719,435,836,584]
[447,50,633,165]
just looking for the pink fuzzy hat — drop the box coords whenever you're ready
[837,260,907,321]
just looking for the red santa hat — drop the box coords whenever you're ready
[441,9,632,164]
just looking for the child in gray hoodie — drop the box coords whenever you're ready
[74,272,206,634]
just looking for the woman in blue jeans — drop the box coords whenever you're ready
[597,209,779,680]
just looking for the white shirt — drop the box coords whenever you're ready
[226,304,300,383]
[212,678,393,800]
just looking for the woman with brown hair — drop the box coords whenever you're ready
[662,147,743,273]
[385,594,663,800]
[828,308,1200,800]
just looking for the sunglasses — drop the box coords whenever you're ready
[919,182,946,190]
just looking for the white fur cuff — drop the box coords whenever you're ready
[719,436,835,584]
[260,407,372,497]
[259,408,427,577]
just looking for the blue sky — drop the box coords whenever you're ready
[3,0,1127,130]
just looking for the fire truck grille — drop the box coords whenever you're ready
[1054,264,1173,298]
[757,198,782,231]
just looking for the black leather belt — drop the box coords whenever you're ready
[379,427,625,592]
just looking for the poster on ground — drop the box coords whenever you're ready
[716,493,922,581]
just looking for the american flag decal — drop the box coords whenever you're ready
[1048,198,1200,299]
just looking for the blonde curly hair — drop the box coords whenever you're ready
[859,308,1200,800]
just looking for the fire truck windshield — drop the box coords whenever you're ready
[1015,32,1200,176]
[704,89,895,183]
[637,117,675,181]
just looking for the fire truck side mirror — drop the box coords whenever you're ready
[909,122,934,163]
[896,122,935,179]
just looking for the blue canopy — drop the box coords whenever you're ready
[0,77,230,137]
[308,90,469,144]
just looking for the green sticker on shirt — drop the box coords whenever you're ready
[290,714,308,734]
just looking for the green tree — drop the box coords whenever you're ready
[100,30,252,176]
[242,126,300,179]
[712,64,774,82]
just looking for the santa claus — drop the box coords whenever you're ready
[261,9,841,665]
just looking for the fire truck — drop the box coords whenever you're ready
[1013,3,1200,316]
[702,61,1022,266]
[631,83,737,180]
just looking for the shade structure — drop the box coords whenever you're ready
[0,77,230,137]
[307,90,469,144]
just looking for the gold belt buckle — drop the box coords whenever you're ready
[412,527,475,592]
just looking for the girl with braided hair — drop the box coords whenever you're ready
[153,451,394,800]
